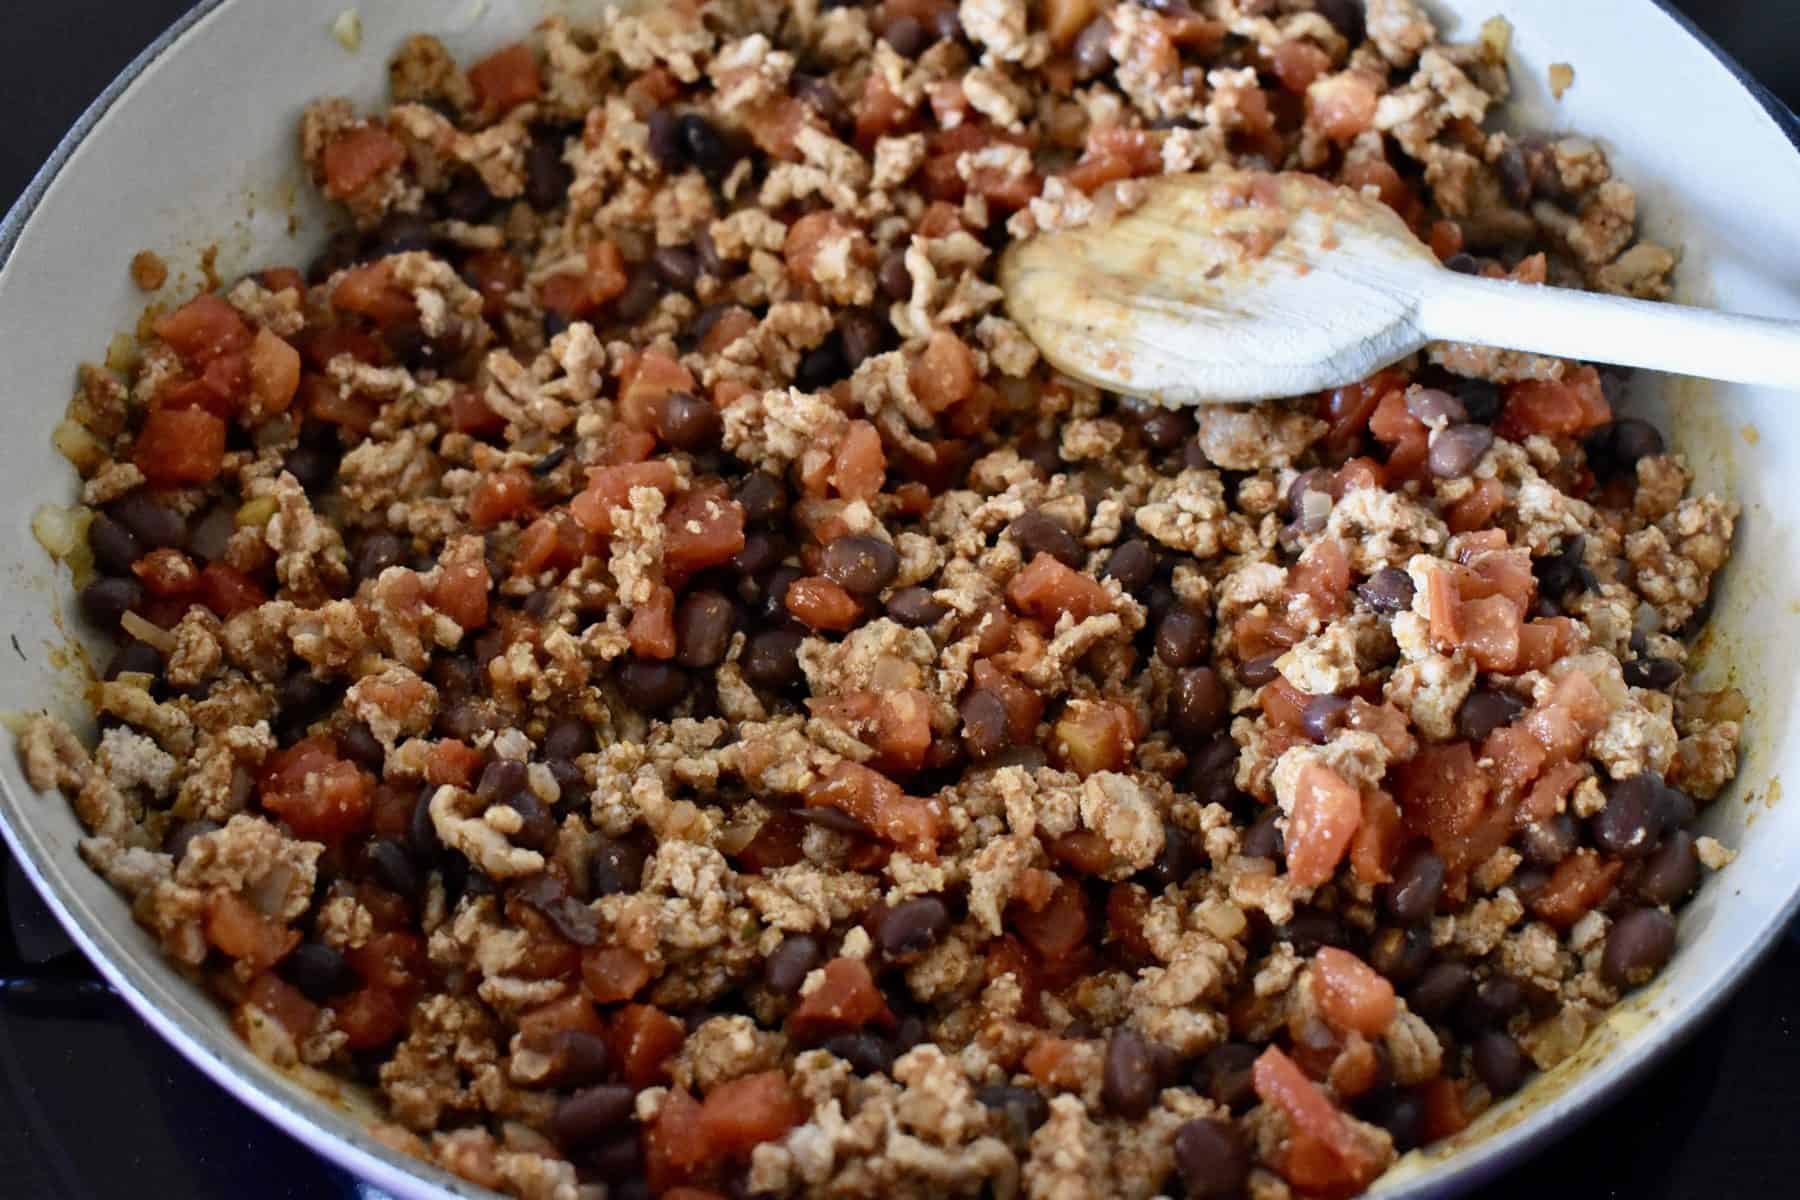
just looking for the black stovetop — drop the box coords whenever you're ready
[3,3,1798,1197]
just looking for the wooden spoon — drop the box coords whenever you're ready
[999,168,1800,405]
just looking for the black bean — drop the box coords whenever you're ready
[1356,566,1415,615]
[822,534,900,596]
[408,785,441,859]
[1444,252,1481,275]
[1301,694,1352,744]
[1173,1118,1249,1200]
[646,109,684,170]
[1072,17,1115,80]
[1495,140,1532,206]
[1622,656,1682,690]
[875,896,950,960]
[588,1133,645,1181]
[546,758,587,813]
[1406,387,1467,426]
[1408,962,1474,1022]
[742,629,805,690]
[929,4,963,40]
[1102,1030,1158,1118]
[552,1085,636,1148]
[878,250,913,300]
[535,1030,612,1089]
[960,689,1012,761]
[1518,812,1578,866]
[340,723,386,771]
[1313,0,1365,42]
[1470,1031,1528,1097]
[839,311,885,371]
[1239,653,1281,687]
[1383,847,1446,925]
[673,590,735,669]
[104,639,163,680]
[371,211,436,257]
[1007,512,1084,569]
[282,941,361,1003]
[88,514,143,576]
[733,473,789,526]
[1102,539,1156,595]
[1170,667,1228,740]
[79,576,141,630]
[1194,1042,1259,1111]
[1602,908,1676,987]
[1139,409,1194,453]
[1454,377,1504,424]
[1461,974,1526,1030]
[542,310,571,340]
[1591,775,1661,859]
[1587,417,1665,479]
[541,717,595,763]
[1428,423,1494,478]
[1535,536,1590,600]
[1362,1087,1425,1152]
[1456,688,1525,743]
[679,113,732,178]
[792,73,846,130]
[1637,830,1700,906]
[591,835,650,898]
[282,444,337,495]
[794,335,848,391]
[1140,823,1196,893]
[1241,807,1284,861]
[436,699,494,741]
[822,1031,894,1075]
[1184,736,1239,809]
[977,1084,1050,1139]
[731,533,787,589]
[1281,909,1350,956]
[308,230,367,284]
[611,266,660,325]
[882,15,930,56]
[764,933,822,996]
[1368,925,1433,985]
[440,172,497,222]
[1285,468,1328,524]
[163,818,220,864]
[650,245,701,292]
[886,586,947,628]
[654,390,722,452]
[478,759,528,803]
[615,659,690,712]
[354,532,406,584]
[365,838,421,899]
[506,790,557,852]
[1648,777,1696,839]
[1155,607,1209,668]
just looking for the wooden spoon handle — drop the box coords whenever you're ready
[1416,270,1800,391]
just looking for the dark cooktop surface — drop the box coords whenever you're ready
[3,3,1797,1197]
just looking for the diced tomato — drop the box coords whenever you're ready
[581,945,654,1004]
[1260,676,1311,733]
[1520,760,1589,825]
[333,261,414,326]
[258,267,306,295]
[1446,477,1507,533]
[1008,553,1112,624]
[1106,882,1158,960]
[627,585,677,660]
[198,563,268,618]
[468,43,541,115]
[1253,1046,1385,1191]
[1050,700,1136,775]
[663,487,746,575]
[135,407,225,485]
[1311,947,1397,1035]
[1271,39,1333,93]
[1010,878,1089,959]
[321,126,405,200]
[539,240,628,318]
[132,547,198,598]
[464,249,523,319]
[744,95,819,162]
[1341,157,1418,224]
[787,958,893,1043]
[425,738,483,787]
[908,330,978,412]
[804,761,942,858]
[698,1071,804,1158]
[469,469,536,528]
[1290,538,1351,612]
[1023,1036,1092,1091]
[513,514,585,576]
[1425,567,1462,648]
[830,420,886,501]
[260,735,374,839]
[1287,763,1363,887]
[971,660,1044,743]
[1498,366,1611,440]
[1047,829,1116,876]
[609,1004,687,1087]
[1348,790,1403,884]
[247,327,301,415]
[517,993,607,1044]
[785,576,863,632]
[569,461,680,534]
[733,808,807,873]
[1460,593,1522,672]
[1420,1075,1472,1141]
[205,892,300,970]
[618,349,698,431]
[155,294,252,364]
[854,71,916,148]
[244,972,319,1039]
[873,688,932,772]
[430,559,491,630]
[1531,848,1622,929]
[645,1087,709,1193]
[1394,742,1514,876]
[1515,616,1581,673]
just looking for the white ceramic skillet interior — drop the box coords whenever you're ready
[0,2,1796,1196]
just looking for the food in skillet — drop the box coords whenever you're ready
[19,2,1744,1197]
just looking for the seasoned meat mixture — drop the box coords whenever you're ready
[19,2,1744,1198]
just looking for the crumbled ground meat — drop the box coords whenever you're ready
[18,6,1743,1199]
